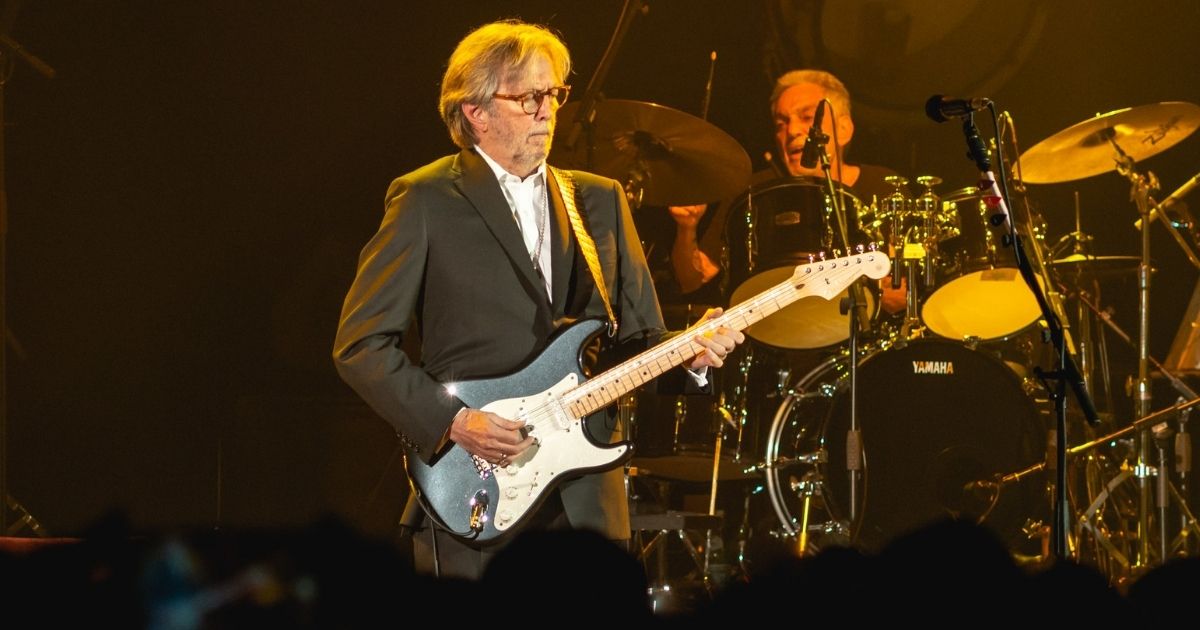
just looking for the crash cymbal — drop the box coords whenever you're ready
[1017,102,1200,184]
[551,99,752,206]
[1050,254,1142,276]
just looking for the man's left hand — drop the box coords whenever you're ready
[685,307,745,370]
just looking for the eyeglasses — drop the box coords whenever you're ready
[492,85,572,115]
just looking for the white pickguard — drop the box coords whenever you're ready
[479,373,629,530]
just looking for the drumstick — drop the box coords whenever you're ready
[700,51,716,121]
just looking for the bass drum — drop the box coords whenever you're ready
[726,177,879,349]
[762,338,1046,550]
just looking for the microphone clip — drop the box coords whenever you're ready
[799,99,830,170]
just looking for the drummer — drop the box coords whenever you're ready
[669,69,905,314]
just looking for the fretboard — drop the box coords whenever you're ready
[564,253,884,417]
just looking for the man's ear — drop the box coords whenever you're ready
[835,112,855,148]
[463,102,488,135]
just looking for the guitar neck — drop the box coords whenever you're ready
[564,274,803,418]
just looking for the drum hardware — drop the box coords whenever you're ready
[744,449,828,475]
[920,183,1044,342]
[1057,284,1200,569]
[630,505,725,608]
[1136,171,1200,269]
[1099,111,1193,568]
[1019,101,1200,566]
[703,403,737,580]
[1167,402,1196,558]
[725,178,878,349]
[763,339,1047,550]
[790,470,827,556]
[876,174,957,339]
[980,395,1200,579]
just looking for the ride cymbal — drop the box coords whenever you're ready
[552,99,752,206]
[1018,102,1200,184]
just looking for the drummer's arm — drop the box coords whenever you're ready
[880,276,907,315]
[879,240,906,315]
[670,204,720,294]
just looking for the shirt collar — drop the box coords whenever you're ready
[475,145,546,185]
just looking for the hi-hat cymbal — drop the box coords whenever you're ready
[551,99,752,206]
[1017,102,1200,184]
[1050,254,1142,276]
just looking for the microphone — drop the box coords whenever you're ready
[799,99,828,169]
[925,94,991,123]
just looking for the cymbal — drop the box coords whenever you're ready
[551,99,752,206]
[1017,102,1200,184]
[1050,254,1141,276]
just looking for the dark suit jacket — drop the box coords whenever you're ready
[333,148,687,540]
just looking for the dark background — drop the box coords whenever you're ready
[5,0,1200,535]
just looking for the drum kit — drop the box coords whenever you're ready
[551,98,1200,584]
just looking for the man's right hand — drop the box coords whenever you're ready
[449,408,535,466]
[669,204,708,229]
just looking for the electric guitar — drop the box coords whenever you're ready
[404,250,890,544]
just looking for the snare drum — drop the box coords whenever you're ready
[726,177,879,349]
[922,187,1042,341]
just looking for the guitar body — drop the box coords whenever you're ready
[403,318,630,545]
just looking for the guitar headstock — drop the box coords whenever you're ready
[788,248,891,300]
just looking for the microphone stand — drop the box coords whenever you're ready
[809,110,870,528]
[958,110,1099,560]
[559,0,647,176]
[0,18,56,535]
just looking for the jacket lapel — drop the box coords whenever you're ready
[453,149,547,303]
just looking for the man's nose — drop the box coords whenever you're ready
[535,96,554,120]
[788,120,809,141]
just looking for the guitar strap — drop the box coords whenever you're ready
[549,166,619,338]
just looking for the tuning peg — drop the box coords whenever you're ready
[855,244,865,254]
[818,251,826,261]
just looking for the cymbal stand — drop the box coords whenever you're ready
[880,176,924,338]
[0,12,56,534]
[1135,172,1200,271]
[559,0,647,179]
[1059,284,1200,560]
[1111,139,1162,568]
[1172,403,1195,556]
[702,401,735,581]
[1050,193,1112,409]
